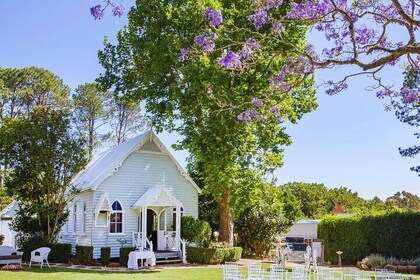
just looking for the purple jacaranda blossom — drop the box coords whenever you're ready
[276,115,283,123]
[376,89,392,99]
[239,39,261,60]
[287,0,332,22]
[252,97,263,107]
[178,48,190,62]
[248,10,268,29]
[194,33,218,52]
[270,80,291,92]
[400,87,420,104]
[325,81,348,95]
[237,109,266,124]
[354,26,376,45]
[272,21,285,36]
[384,105,393,112]
[218,51,241,69]
[112,5,125,17]
[203,8,223,27]
[322,45,343,58]
[263,0,284,10]
[270,106,279,114]
[91,5,104,20]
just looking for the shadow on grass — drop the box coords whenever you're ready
[21,267,160,275]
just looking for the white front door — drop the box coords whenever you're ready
[157,231,177,251]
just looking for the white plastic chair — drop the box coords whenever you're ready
[29,247,51,269]
[247,263,263,280]
[223,262,243,280]
[269,264,288,280]
[323,269,342,280]
[315,266,330,280]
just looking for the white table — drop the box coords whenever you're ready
[127,250,156,269]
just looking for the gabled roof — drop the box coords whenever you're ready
[72,130,200,193]
[132,185,183,208]
[0,200,17,218]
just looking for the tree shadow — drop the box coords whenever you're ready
[20,267,160,275]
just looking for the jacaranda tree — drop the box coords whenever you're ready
[93,0,420,175]
[98,0,317,244]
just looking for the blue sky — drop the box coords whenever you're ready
[0,1,418,199]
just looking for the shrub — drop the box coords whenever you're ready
[119,247,136,267]
[0,234,4,245]
[21,242,71,263]
[186,247,242,264]
[235,184,301,257]
[75,245,93,265]
[100,247,111,266]
[52,243,72,263]
[362,254,387,267]
[318,211,420,264]
[181,216,211,246]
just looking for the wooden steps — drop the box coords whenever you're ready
[155,251,182,264]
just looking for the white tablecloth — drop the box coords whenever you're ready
[127,250,156,269]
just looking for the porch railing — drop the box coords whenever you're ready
[132,232,153,251]
[176,235,187,264]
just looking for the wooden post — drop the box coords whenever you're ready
[175,206,180,251]
[142,206,147,250]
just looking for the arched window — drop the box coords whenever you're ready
[110,201,123,234]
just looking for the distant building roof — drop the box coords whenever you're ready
[334,202,345,214]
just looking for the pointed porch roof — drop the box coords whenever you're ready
[131,185,183,208]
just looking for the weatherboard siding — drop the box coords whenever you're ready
[90,151,198,258]
[58,191,93,255]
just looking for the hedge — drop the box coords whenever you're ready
[186,247,242,264]
[318,211,420,265]
[100,247,111,266]
[75,245,93,265]
[22,243,71,263]
[119,247,136,267]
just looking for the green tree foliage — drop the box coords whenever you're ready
[396,67,420,175]
[0,67,69,119]
[280,182,405,218]
[235,183,301,256]
[0,67,71,209]
[98,0,317,244]
[385,191,420,211]
[281,182,330,218]
[72,83,111,160]
[0,107,87,243]
[108,97,146,145]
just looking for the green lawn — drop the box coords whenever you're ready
[1,266,419,280]
[0,266,225,280]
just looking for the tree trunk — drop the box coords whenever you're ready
[218,191,234,245]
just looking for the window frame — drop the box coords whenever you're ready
[109,200,124,235]
[73,203,77,234]
[81,202,87,235]
[172,207,184,231]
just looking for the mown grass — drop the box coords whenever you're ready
[1,265,419,280]
[0,266,224,280]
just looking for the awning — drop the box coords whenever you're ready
[132,185,183,208]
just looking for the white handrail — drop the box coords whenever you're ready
[132,232,153,251]
[181,239,186,264]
